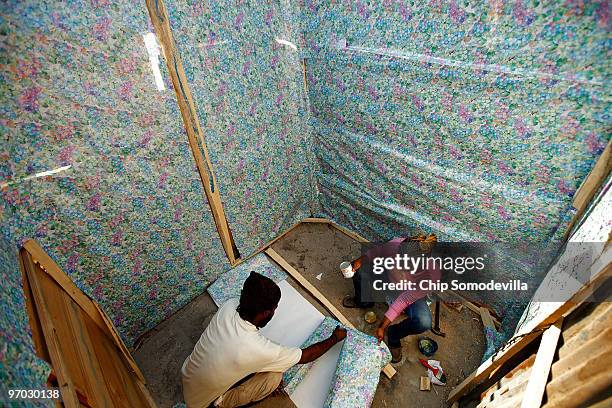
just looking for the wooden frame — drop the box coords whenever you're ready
[22,240,145,382]
[145,0,239,265]
[20,240,156,406]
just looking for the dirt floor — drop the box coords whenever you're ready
[134,222,485,407]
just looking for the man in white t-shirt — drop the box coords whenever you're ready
[181,271,347,408]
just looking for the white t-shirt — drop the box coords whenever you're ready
[181,298,302,408]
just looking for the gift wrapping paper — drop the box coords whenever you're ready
[284,317,391,407]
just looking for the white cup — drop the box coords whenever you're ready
[340,261,354,278]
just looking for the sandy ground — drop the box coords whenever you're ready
[134,222,485,407]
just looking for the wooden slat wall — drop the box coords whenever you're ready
[543,302,612,408]
[477,302,612,408]
[477,354,536,408]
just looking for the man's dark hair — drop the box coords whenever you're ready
[237,271,281,322]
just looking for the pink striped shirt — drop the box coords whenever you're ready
[366,240,440,322]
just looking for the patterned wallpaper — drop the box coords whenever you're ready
[303,0,609,243]
[301,0,610,319]
[1,0,609,399]
[0,0,230,360]
[165,0,317,256]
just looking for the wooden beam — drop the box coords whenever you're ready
[480,307,496,331]
[145,0,238,264]
[565,139,611,240]
[520,318,563,408]
[265,248,352,326]
[448,253,611,403]
[264,247,397,379]
[23,251,80,407]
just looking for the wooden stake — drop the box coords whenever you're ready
[420,376,431,391]
[145,0,238,264]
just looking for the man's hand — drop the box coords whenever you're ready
[331,326,347,343]
[375,326,385,345]
[300,326,347,364]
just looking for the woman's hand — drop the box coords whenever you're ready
[376,317,392,345]
[375,326,385,344]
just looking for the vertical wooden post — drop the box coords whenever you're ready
[145,0,239,264]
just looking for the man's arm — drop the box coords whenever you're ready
[298,326,346,364]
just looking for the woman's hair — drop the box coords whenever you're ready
[237,271,281,321]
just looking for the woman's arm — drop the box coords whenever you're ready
[375,316,391,344]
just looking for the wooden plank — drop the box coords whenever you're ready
[565,140,611,240]
[93,302,146,382]
[448,255,611,403]
[23,240,145,383]
[61,295,113,408]
[302,217,331,223]
[145,0,238,264]
[265,248,352,327]
[520,318,563,408]
[85,317,155,407]
[18,248,49,361]
[264,247,397,379]
[23,252,80,407]
[420,376,431,391]
[480,307,496,331]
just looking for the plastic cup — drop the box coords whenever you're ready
[340,261,354,278]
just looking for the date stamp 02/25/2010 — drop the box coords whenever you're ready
[6,388,61,401]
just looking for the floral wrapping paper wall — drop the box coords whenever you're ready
[284,317,391,407]
[164,0,318,256]
[300,1,610,320]
[207,253,287,306]
[1,0,611,399]
[0,0,231,392]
